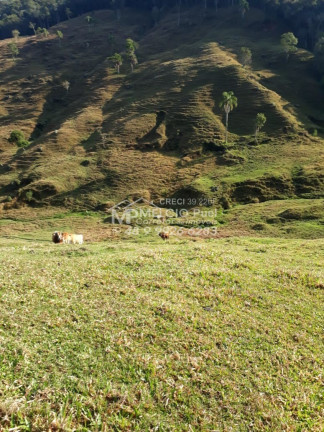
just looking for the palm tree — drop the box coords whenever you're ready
[66,8,72,20]
[219,91,238,143]
[255,113,267,143]
[85,15,94,32]
[29,22,36,35]
[108,53,123,74]
[126,38,138,72]
[62,80,70,93]
[128,52,138,72]
[177,0,182,27]
[239,0,249,19]
[126,38,138,54]
[56,30,63,47]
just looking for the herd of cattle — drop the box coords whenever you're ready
[52,231,170,244]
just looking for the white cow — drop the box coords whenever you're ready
[67,234,84,245]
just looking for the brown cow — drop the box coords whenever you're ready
[61,232,70,243]
[52,231,63,244]
[159,231,170,240]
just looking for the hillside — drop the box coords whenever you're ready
[0,6,323,220]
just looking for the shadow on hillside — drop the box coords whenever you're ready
[29,65,109,140]
[0,107,40,126]
[0,34,114,142]
[49,172,121,205]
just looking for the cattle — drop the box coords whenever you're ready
[159,231,170,240]
[67,234,84,245]
[52,232,84,245]
[61,232,70,244]
[52,231,63,244]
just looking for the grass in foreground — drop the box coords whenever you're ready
[0,236,323,431]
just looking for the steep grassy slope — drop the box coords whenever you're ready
[0,6,323,210]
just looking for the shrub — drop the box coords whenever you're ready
[9,130,24,143]
[9,130,30,148]
[17,139,30,148]
[25,191,33,202]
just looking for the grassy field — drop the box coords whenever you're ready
[0,228,323,431]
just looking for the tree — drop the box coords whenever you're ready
[281,32,298,61]
[125,38,138,72]
[177,0,182,27]
[56,30,63,47]
[111,0,125,21]
[66,8,72,20]
[43,28,49,38]
[239,0,249,19]
[108,53,123,74]
[8,42,19,60]
[36,28,49,39]
[127,51,138,72]
[62,80,70,93]
[219,91,238,144]
[255,113,267,142]
[239,47,252,67]
[36,27,43,37]
[85,15,94,32]
[12,29,20,41]
[0,0,322,45]
[29,22,36,35]
[126,38,138,54]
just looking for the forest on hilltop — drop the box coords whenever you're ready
[2,0,323,89]
[0,0,324,49]
[1,0,324,82]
